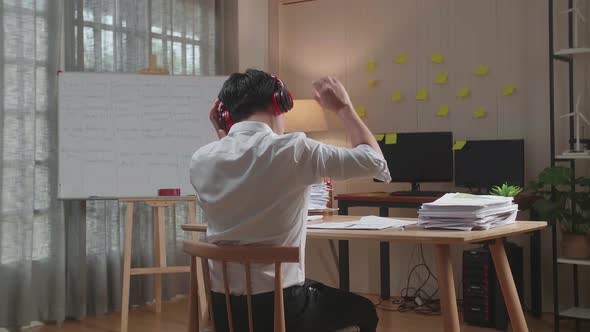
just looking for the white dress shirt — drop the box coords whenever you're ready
[190,121,391,295]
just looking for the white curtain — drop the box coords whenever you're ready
[0,0,65,330]
[0,0,217,329]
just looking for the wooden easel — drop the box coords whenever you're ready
[120,59,209,332]
[119,196,209,332]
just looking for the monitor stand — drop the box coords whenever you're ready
[389,182,446,197]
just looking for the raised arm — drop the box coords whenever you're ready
[312,77,383,156]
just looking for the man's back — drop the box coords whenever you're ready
[190,121,390,295]
[190,121,312,295]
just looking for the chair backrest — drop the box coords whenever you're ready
[183,240,300,332]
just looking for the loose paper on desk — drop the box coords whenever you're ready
[307,215,324,221]
[307,216,418,230]
[418,193,518,230]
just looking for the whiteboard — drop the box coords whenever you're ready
[58,72,227,199]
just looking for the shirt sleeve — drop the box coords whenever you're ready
[293,135,392,184]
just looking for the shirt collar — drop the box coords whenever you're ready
[228,121,273,135]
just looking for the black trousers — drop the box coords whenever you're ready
[211,279,378,332]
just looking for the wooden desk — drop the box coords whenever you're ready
[182,216,545,332]
[334,191,544,317]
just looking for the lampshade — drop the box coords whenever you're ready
[284,99,341,132]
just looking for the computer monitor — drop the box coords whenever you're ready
[377,132,454,190]
[454,139,525,190]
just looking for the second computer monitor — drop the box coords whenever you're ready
[454,139,525,189]
[378,132,454,185]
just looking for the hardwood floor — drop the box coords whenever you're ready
[27,295,580,332]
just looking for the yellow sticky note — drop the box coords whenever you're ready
[435,72,448,84]
[475,65,489,76]
[394,53,408,64]
[457,87,470,98]
[436,105,450,117]
[473,107,488,119]
[416,89,429,101]
[391,91,403,103]
[502,85,516,96]
[366,60,377,72]
[453,141,467,150]
[374,133,385,141]
[368,79,378,88]
[431,52,444,64]
[355,106,366,118]
[385,133,397,145]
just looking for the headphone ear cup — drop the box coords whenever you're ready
[283,90,293,111]
[277,89,293,113]
[272,91,284,115]
[216,103,232,132]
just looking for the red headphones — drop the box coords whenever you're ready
[216,76,293,132]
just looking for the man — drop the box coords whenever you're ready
[190,69,391,332]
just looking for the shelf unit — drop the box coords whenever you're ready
[557,257,590,266]
[549,1,590,331]
[555,154,590,160]
[554,48,590,56]
[559,307,590,321]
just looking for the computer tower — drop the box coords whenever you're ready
[463,242,523,331]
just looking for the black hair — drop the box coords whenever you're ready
[218,69,278,122]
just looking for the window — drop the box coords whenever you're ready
[70,0,216,75]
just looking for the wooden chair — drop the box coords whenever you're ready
[183,239,300,332]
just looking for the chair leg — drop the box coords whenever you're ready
[196,257,210,327]
[189,257,199,332]
[121,202,134,332]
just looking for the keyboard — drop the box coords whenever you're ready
[389,191,446,197]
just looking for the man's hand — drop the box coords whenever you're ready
[312,77,384,157]
[209,99,227,139]
[312,76,353,112]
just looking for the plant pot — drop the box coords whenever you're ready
[561,233,590,259]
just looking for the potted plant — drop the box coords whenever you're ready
[527,166,590,258]
[490,183,524,197]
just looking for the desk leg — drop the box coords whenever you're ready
[530,230,542,317]
[378,207,390,300]
[338,240,350,291]
[490,239,529,332]
[434,244,460,332]
[121,202,134,332]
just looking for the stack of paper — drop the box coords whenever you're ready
[308,216,418,230]
[417,193,518,231]
[308,182,331,210]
